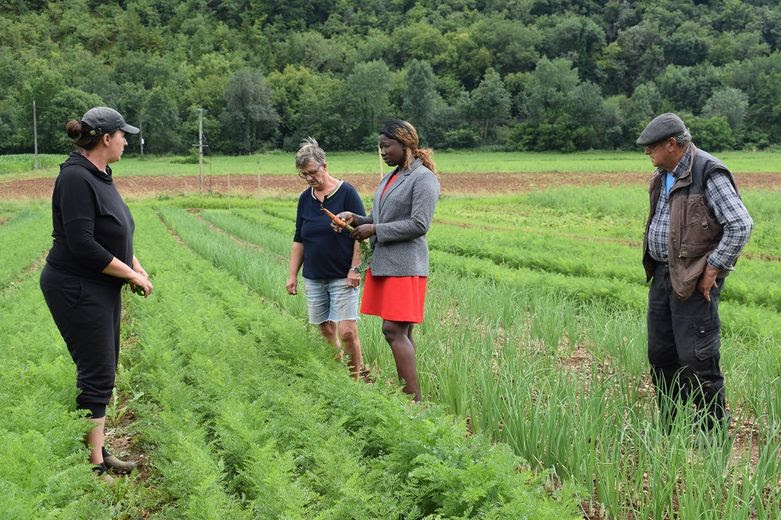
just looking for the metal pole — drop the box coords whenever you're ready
[198,108,204,193]
[139,120,144,158]
[33,100,39,172]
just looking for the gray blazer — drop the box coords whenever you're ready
[356,159,440,276]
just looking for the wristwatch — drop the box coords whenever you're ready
[349,266,361,273]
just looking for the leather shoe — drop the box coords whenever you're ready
[102,447,137,474]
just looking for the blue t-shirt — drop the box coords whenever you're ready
[294,181,365,280]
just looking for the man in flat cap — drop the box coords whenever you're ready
[638,112,752,431]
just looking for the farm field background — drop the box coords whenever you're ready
[1,157,780,518]
[3,150,781,179]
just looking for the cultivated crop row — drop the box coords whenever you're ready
[125,206,579,518]
[0,263,125,518]
[4,186,778,519]
[172,191,781,519]
[0,206,52,287]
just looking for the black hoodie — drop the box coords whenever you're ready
[45,151,134,286]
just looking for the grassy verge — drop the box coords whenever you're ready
[4,150,781,178]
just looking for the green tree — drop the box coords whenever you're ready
[4,0,781,153]
[268,65,349,150]
[20,64,68,154]
[759,5,781,51]
[542,14,606,82]
[663,22,710,66]
[689,115,736,151]
[340,60,394,149]
[141,87,184,154]
[569,81,608,149]
[472,15,541,75]
[702,87,749,133]
[48,88,104,153]
[708,31,770,66]
[440,30,492,89]
[0,96,27,154]
[517,58,579,125]
[467,68,511,143]
[390,22,449,69]
[293,74,348,150]
[598,21,664,94]
[601,94,631,149]
[277,30,354,73]
[710,0,759,33]
[353,28,393,63]
[656,64,721,114]
[401,60,442,145]
[221,69,279,154]
[513,57,609,150]
[625,82,663,138]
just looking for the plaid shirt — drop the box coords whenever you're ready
[647,146,753,270]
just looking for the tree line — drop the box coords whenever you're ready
[2,0,781,155]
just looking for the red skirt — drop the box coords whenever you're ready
[360,269,428,323]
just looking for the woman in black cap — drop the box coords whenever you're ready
[40,107,153,483]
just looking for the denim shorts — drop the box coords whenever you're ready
[303,277,359,324]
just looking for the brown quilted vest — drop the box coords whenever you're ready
[642,146,739,300]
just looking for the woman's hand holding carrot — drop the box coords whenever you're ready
[331,210,356,232]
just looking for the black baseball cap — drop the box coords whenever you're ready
[81,107,139,136]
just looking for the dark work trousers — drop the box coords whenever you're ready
[40,264,122,419]
[647,262,726,429]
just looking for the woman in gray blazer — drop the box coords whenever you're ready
[337,120,440,401]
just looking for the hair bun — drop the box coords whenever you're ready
[65,119,83,140]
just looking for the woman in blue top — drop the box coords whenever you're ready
[286,137,366,379]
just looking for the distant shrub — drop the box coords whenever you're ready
[689,115,736,151]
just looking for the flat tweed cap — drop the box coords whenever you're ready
[636,112,686,146]
[81,107,139,136]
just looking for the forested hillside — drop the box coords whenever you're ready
[2,0,781,154]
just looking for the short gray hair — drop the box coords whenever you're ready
[674,128,692,147]
[295,137,326,170]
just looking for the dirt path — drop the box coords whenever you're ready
[3,171,780,199]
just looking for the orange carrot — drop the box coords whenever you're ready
[322,205,372,272]
[321,206,354,231]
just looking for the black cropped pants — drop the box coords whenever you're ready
[647,262,726,428]
[40,265,122,419]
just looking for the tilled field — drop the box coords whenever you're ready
[4,171,780,199]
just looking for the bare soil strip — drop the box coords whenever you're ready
[2,171,780,199]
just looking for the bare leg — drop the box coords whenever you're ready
[319,321,343,361]
[87,417,106,464]
[337,320,362,380]
[382,320,421,401]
